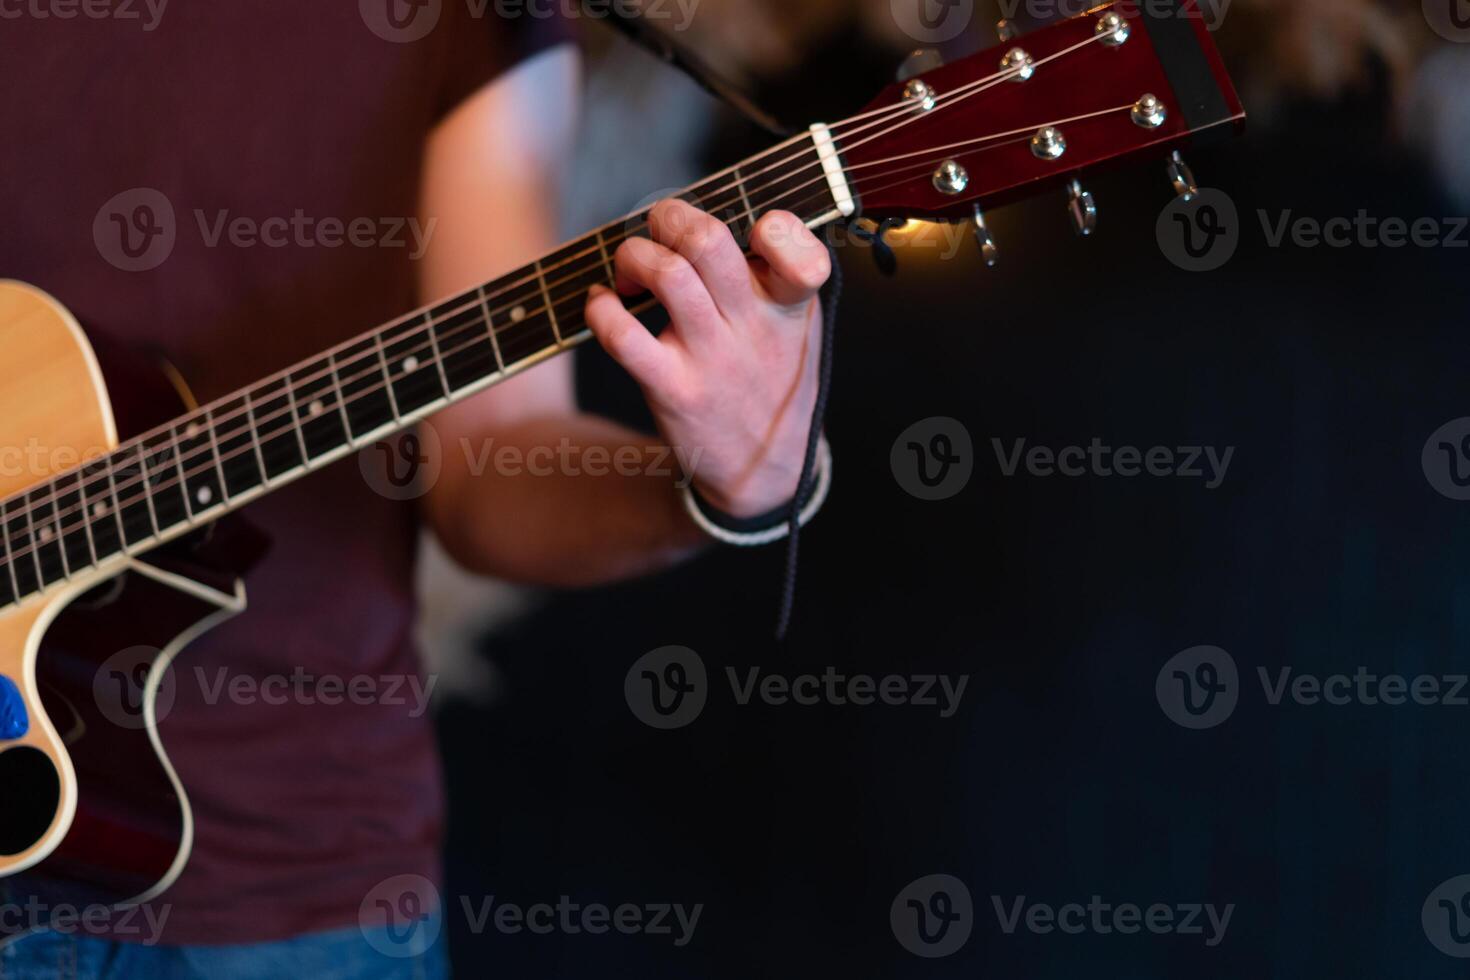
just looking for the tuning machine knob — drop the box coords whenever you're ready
[1166,150,1199,201]
[1066,179,1097,236]
[895,49,944,82]
[972,204,998,267]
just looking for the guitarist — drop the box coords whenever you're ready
[0,5,830,977]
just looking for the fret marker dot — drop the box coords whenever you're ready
[402,356,419,373]
[511,306,526,322]
[308,399,324,417]
[92,502,108,518]
[184,422,202,440]
[196,485,213,506]
[38,526,54,543]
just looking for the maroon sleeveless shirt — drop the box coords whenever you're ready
[1,2,567,944]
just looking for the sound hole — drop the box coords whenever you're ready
[0,746,60,855]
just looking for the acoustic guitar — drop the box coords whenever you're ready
[0,0,1242,943]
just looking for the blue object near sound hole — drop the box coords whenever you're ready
[0,675,27,739]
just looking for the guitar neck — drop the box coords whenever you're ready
[0,128,854,607]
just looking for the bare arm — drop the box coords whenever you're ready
[418,45,830,587]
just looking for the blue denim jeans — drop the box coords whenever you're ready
[0,921,448,980]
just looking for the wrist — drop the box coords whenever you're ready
[681,436,832,547]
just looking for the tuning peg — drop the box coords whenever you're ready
[1166,150,1199,202]
[972,204,998,267]
[895,48,943,82]
[1066,179,1097,236]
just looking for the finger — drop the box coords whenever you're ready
[613,236,722,345]
[748,211,832,309]
[584,284,677,391]
[647,199,753,320]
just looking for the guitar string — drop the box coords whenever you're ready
[468,27,1113,301]
[0,98,1139,575]
[0,97,1142,579]
[0,29,1132,568]
[3,19,1119,534]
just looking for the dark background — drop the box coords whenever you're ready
[437,13,1470,978]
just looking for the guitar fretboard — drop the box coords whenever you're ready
[0,135,850,608]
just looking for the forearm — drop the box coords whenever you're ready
[423,412,708,587]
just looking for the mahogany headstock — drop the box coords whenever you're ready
[840,0,1244,224]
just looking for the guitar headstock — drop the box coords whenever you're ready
[837,0,1244,229]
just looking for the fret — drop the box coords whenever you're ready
[55,470,94,572]
[175,415,226,515]
[327,357,355,443]
[707,165,756,245]
[214,397,267,498]
[291,358,351,459]
[594,229,616,281]
[241,391,273,485]
[167,429,197,525]
[248,380,306,481]
[0,494,20,605]
[371,331,402,420]
[335,339,397,440]
[74,467,100,566]
[280,374,314,463]
[486,271,558,367]
[101,454,136,555]
[433,295,498,392]
[3,498,41,597]
[141,432,189,531]
[81,457,124,562]
[541,239,611,342]
[533,261,562,345]
[746,148,828,222]
[204,410,230,504]
[25,482,69,586]
[476,287,506,374]
[381,314,447,415]
[116,444,160,546]
[422,309,453,395]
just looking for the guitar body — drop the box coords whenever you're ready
[0,281,254,945]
